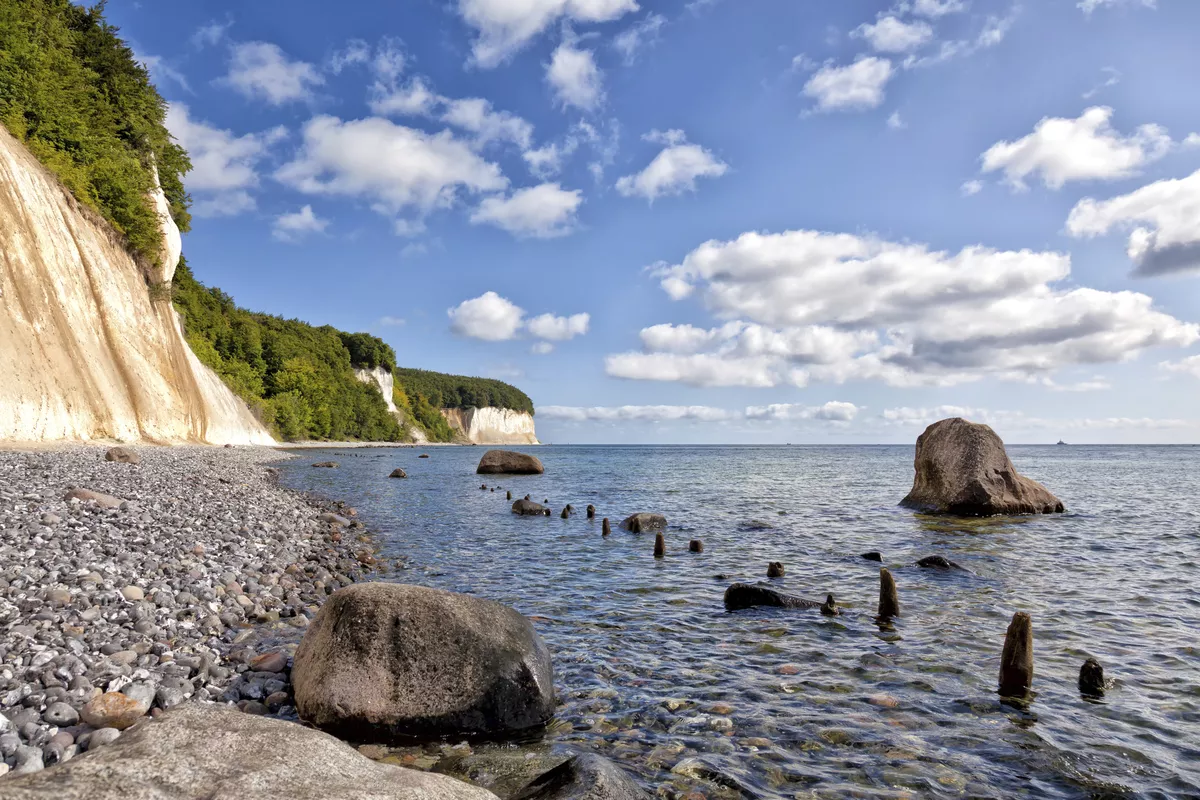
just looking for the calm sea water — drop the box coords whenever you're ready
[279,445,1200,800]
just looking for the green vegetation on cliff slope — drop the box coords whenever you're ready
[172,261,403,442]
[173,263,532,442]
[0,0,190,265]
[394,369,535,416]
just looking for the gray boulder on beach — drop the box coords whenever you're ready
[103,447,138,464]
[292,583,556,741]
[723,583,823,611]
[619,513,666,533]
[512,753,649,800]
[900,418,1065,516]
[2,703,498,800]
[477,450,544,475]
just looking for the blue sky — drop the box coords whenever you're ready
[115,0,1200,443]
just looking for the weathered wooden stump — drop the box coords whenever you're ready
[767,562,785,578]
[878,568,900,619]
[999,612,1034,696]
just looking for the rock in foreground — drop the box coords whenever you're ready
[512,753,649,800]
[2,703,498,800]
[723,583,822,611]
[512,499,549,516]
[292,583,555,741]
[900,418,1064,516]
[477,450,544,475]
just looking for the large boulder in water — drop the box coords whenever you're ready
[1,702,498,800]
[478,450,544,475]
[512,753,649,800]
[900,418,1064,516]
[292,583,556,741]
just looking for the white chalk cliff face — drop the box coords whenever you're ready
[353,367,398,414]
[441,407,539,445]
[0,126,273,444]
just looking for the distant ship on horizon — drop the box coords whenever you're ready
[1056,440,1068,445]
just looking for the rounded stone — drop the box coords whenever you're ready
[120,586,144,602]
[81,692,149,731]
[42,702,79,727]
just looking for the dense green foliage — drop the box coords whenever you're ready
[0,0,190,265]
[172,260,403,442]
[394,369,535,416]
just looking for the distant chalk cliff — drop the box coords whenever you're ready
[441,407,539,445]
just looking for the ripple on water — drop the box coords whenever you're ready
[282,444,1200,799]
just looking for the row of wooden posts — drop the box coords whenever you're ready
[491,487,1105,700]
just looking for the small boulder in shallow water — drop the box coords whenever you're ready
[312,461,339,468]
[2,703,498,800]
[723,583,822,611]
[292,583,555,741]
[766,561,785,578]
[104,447,138,464]
[512,499,548,516]
[512,753,649,800]
[389,468,407,479]
[620,513,666,533]
[419,453,430,458]
[861,551,883,563]
[477,450,544,475]
[900,417,1064,516]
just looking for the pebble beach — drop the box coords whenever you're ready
[0,445,374,777]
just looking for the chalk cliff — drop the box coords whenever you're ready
[353,367,398,414]
[441,407,539,445]
[0,126,273,444]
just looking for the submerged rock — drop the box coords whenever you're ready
[312,461,339,469]
[766,562,785,578]
[389,468,407,478]
[511,753,649,800]
[2,703,498,800]
[723,583,822,611]
[861,551,883,563]
[292,583,556,741]
[477,450,544,475]
[619,513,666,533]
[1079,658,1105,698]
[900,417,1064,516]
[513,499,549,516]
[917,555,962,570]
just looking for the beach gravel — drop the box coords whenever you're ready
[0,445,374,776]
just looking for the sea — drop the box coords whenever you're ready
[279,444,1200,800]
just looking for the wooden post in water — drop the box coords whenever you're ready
[602,518,611,536]
[1079,658,1105,697]
[767,561,785,578]
[998,612,1034,696]
[689,539,703,553]
[506,491,512,500]
[878,568,900,619]
[821,594,839,616]
[586,504,596,519]
[654,532,665,558]
[561,506,570,519]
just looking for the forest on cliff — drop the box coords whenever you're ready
[0,0,534,443]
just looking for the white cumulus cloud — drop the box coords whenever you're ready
[1078,0,1156,15]
[744,401,861,422]
[470,183,583,238]
[276,115,507,218]
[272,205,329,242]
[222,41,323,105]
[981,106,1174,190]
[546,40,604,111]
[854,17,933,53]
[615,130,727,201]
[457,0,639,67]
[1066,168,1200,276]
[540,405,736,422]
[605,228,1199,389]
[448,292,590,345]
[165,103,286,218]
[613,13,666,64]
[803,57,894,112]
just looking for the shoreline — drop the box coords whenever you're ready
[0,445,381,777]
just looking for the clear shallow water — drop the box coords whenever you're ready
[280,445,1200,799]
